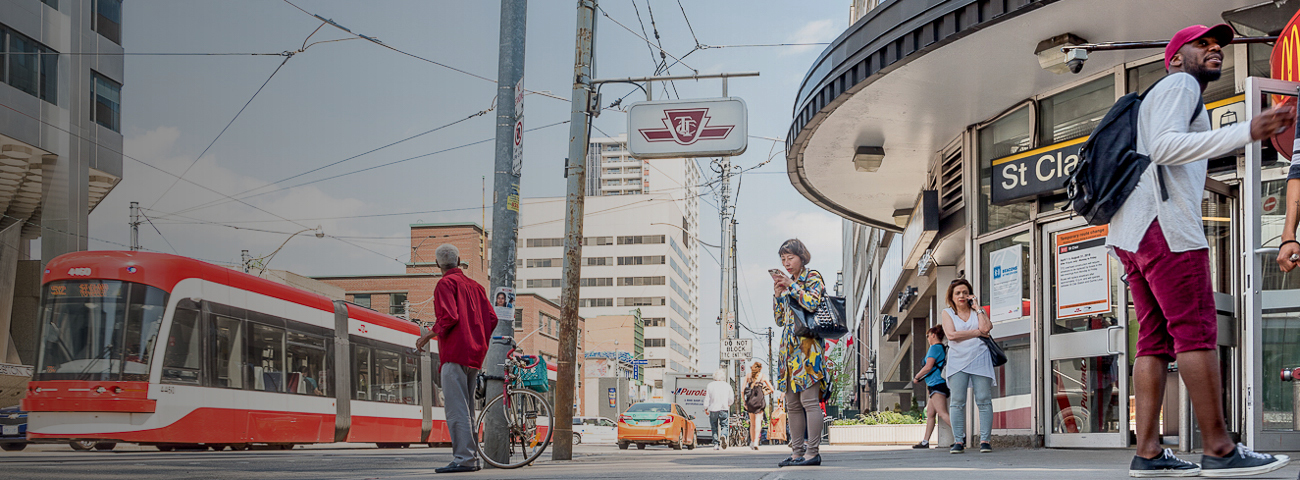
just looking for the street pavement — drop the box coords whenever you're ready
[4,442,1300,479]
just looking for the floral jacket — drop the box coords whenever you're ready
[773,268,830,397]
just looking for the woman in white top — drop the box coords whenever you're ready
[941,278,994,454]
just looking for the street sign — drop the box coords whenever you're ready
[512,77,524,175]
[632,366,640,380]
[627,97,748,158]
[631,359,648,365]
[721,338,752,360]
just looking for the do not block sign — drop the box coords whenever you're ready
[721,338,753,360]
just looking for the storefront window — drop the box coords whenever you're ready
[978,231,1030,310]
[979,106,1034,233]
[993,335,1031,429]
[1038,75,1115,146]
[1127,48,1237,104]
[1203,191,1232,293]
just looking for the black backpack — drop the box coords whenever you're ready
[1064,75,1203,225]
[744,384,765,411]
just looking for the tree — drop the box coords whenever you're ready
[824,343,855,409]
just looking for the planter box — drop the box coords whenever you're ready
[828,424,932,445]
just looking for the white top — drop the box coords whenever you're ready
[703,380,734,412]
[942,308,996,384]
[1106,72,1254,253]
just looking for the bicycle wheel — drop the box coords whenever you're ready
[475,388,554,469]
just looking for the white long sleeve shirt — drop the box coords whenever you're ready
[702,380,734,413]
[1106,73,1254,253]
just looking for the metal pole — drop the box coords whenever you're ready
[553,0,597,462]
[481,0,527,465]
[129,201,139,251]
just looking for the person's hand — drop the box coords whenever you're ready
[1280,241,1300,272]
[773,280,787,296]
[968,295,981,309]
[415,331,434,352]
[1251,104,1296,141]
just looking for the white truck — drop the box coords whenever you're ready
[662,373,717,444]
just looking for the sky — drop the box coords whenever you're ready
[94,0,848,370]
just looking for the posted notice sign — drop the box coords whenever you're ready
[721,338,752,360]
[1054,225,1110,320]
[988,244,1022,322]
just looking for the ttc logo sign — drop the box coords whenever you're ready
[993,266,1002,280]
[638,108,735,146]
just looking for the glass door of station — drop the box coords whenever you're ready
[1244,77,1300,451]
[1043,218,1130,448]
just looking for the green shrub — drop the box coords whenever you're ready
[831,411,924,426]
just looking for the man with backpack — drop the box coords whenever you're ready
[1103,25,1294,477]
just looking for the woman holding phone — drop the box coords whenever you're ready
[941,278,995,454]
[771,238,829,467]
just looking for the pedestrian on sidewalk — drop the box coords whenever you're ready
[415,244,496,474]
[772,238,829,467]
[744,361,775,450]
[911,325,951,450]
[941,278,994,454]
[1112,24,1294,478]
[703,369,734,450]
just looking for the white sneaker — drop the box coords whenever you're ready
[713,445,720,451]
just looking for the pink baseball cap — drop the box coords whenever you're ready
[1165,24,1235,70]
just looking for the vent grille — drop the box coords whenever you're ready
[938,148,963,216]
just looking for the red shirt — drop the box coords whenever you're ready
[432,268,496,369]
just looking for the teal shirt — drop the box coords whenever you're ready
[924,344,946,387]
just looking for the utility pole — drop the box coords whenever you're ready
[553,0,597,462]
[129,201,140,251]
[480,0,527,465]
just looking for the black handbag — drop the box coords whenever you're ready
[787,277,848,340]
[980,336,1008,367]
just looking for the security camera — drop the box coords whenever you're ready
[1065,48,1088,74]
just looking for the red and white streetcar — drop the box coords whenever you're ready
[23,251,451,450]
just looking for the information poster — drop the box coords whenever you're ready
[989,244,1022,322]
[1054,225,1111,320]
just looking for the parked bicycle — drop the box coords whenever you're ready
[475,336,554,469]
[726,415,750,449]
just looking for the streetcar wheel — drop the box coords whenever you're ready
[277,444,295,450]
[474,388,553,469]
[208,444,228,451]
[230,444,250,451]
[70,440,96,451]
[1,443,27,451]
[636,443,646,450]
[572,433,582,445]
[94,442,117,451]
[617,442,629,450]
[156,445,175,452]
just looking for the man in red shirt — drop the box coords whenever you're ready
[417,244,496,474]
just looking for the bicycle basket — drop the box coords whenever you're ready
[513,355,550,393]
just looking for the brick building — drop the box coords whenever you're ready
[512,293,585,415]
[314,222,487,323]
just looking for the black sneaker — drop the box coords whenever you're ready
[912,442,929,449]
[1200,443,1289,477]
[434,462,480,474]
[950,443,964,454]
[979,442,992,453]
[1129,449,1200,477]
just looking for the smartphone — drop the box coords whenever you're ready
[967,297,976,307]
[768,268,787,281]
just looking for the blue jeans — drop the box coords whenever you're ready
[709,411,729,440]
[947,371,993,444]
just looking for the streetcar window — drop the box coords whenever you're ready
[286,330,327,396]
[36,280,168,382]
[401,351,419,405]
[249,324,286,392]
[354,345,373,401]
[161,308,202,385]
[375,349,401,404]
[212,315,244,389]
[430,352,442,407]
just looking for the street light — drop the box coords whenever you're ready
[256,225,324,275]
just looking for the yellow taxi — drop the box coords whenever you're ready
[616,402,697,450]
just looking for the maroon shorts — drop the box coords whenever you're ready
[1113,220,1217,361]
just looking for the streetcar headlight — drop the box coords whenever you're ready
[112,386,122,394]
[33,387,41,393]
[95,386,106,394]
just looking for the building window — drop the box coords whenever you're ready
[645,338,666,348]
[642,317,666,327]
[579,298,613,308]
[580,278,613,287]
[618,255,665,265]
[390,293,408,316]
[583,236,613,246]
[526,238,564,247]
[541,313,558,336]
[619,276,665,286]
[584,257,613,266]
[514,308,524,330]
[617,235,665,245]
[977,105,1033,234]
[8,31,38,97]
[993,335,1032,428]
[352,294,372,309]
[619,297,665,307]
[41,0,56,8]
[1037,75,1114,146]
[93,0,122,45]
[527,279,562,288]
[92,73,121,132]
[526,258,561,268]
[977,231,1031,308]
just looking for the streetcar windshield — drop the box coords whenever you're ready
[35,280,168,382]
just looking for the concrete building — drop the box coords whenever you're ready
[516,183,700,395]
[0,0,124,395]
[792,0,1300,451]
